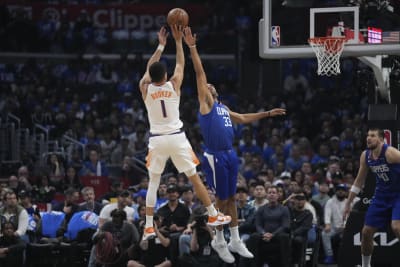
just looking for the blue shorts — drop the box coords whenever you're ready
[364,192,400,229]
[202,150,239,200]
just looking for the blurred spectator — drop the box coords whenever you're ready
[133,203,146,236]
[312,182,331,208]
[118,155,136,183]
[18,190,35,216]
[32,174,56,203]
[8,175,22,194]
[95,209,139,267]
[98,190,134,228]
[238,129,262,156]
[111,136,135,165]
[321,184,349,264]
[17,166,33,192]
[64,165,82,191]
[0,191,29,238]
[283,61,309,93]
[245,186,291,267]
[236,186,256,242]
[100,181,123,203]
[0,221,26,267]
[177,207,219,267]
[155,181,168,211]
[180,185,197,213]
[285,144,306,172]
[79,186,103,215]
[79,149,109,177]
[157,184,190,235]
[311,143,331,167]
[80,127,101,147]
[248,182,268,210]
[288,190,313,267]
[128,213,172,267]
[46,153,66,190]
[52,188,80,235]
[95,63,118,84]
[99,130,117,163]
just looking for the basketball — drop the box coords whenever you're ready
[167,8,189,27]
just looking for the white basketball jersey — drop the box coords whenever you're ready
[144,81,183,134]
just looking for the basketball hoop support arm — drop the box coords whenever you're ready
[358,55,391,103]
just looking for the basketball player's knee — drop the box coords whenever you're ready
[227,196,236,204]
[361,226,375,240]
[391,221,400,235]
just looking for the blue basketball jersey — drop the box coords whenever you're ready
[198,102,234,152]
[366,144,400,195]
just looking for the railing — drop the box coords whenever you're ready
[19,128,31,155]
[61,134,86,163]
[7,113,21,161]
[32,124,50,162]
[131,156,148,176]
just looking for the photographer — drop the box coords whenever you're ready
[178,206,221,267]
[127,213,171,267]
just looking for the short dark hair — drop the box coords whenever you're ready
[369,128,384,139]
[149,62,167,83]
[119,190,130,198]
[110,209,127,220]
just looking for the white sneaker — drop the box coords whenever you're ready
[211,239,235,263]
[228,239,254,258]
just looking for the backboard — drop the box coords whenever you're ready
[259,0,400,59]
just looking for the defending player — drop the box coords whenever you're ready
[183,26,286,263]
[343,128,400,267]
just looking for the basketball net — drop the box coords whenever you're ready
[308,36,347,76]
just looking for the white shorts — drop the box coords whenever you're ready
[146,132,199,174]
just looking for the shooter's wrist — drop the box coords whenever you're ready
[157,44,165,52]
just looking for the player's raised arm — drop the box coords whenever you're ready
[228,107,286,124]
[169,24,185,94]
[343,151,369,221]
[183,27,213,113]
[139,27,168,97]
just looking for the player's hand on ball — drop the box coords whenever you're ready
[170,24,184,41]
[158,26,168,46]
[183,27,196,47]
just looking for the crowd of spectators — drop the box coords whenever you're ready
[0,0,381,266]
[0,0,260,55]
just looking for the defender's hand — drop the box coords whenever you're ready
[183,27,196,47]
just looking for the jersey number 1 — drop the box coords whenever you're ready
[160,100,167,118]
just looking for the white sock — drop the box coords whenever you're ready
[206,205,218,217]
[362,254,371,267]
[145,215,153,228]
[215,228,225,243]
[230,226,240,242]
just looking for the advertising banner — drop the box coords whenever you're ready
[6,3,207,30]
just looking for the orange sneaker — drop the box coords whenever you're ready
[142,227,156,240]
[207,212,232,226]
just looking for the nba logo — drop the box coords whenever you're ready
[384,129,391,146]
[271,26,280,47]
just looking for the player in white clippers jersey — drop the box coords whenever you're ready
[139,25,231,241]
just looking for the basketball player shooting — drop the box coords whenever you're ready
[139,25,231,240]
[343,128,400,267]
